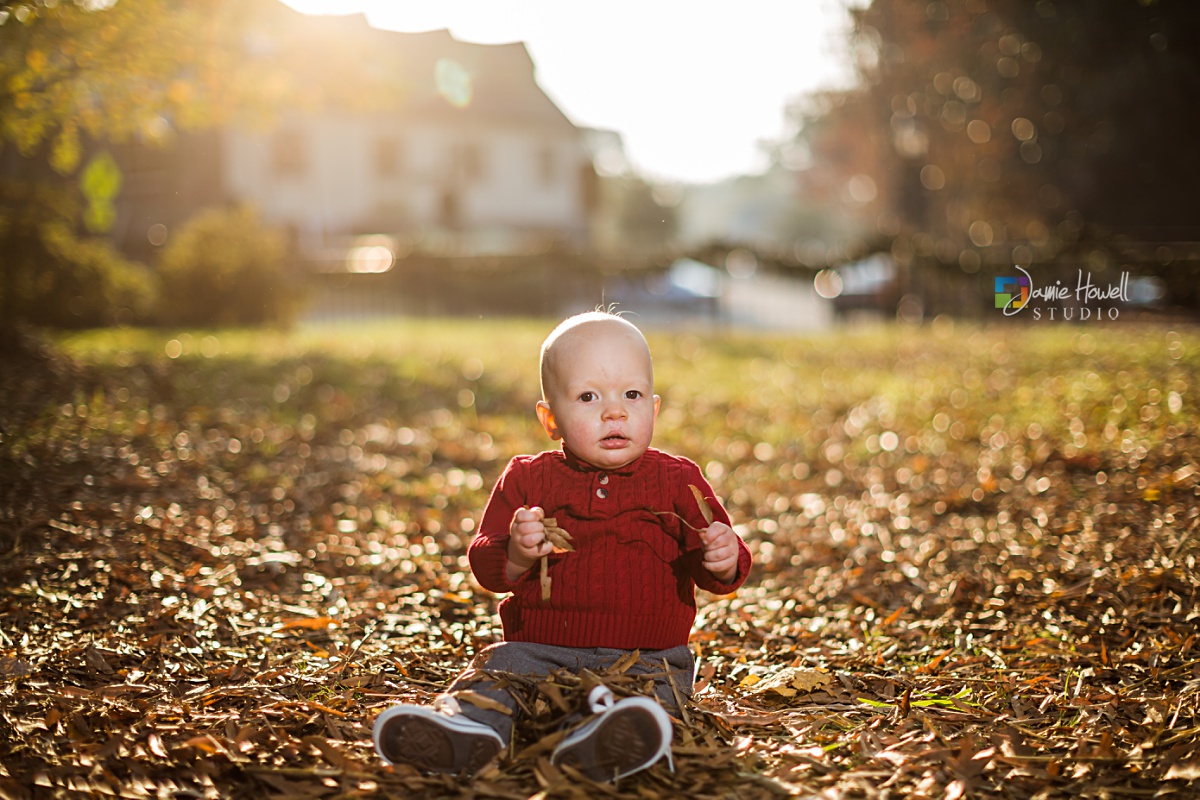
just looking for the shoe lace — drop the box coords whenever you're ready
[587,685,616,714]
[433,694,464,716]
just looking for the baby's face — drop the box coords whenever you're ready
[537,321,660,471]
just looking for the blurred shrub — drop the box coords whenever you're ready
[0,180,157,329]
[158,205,299,327]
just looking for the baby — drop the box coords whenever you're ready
[373,311,751,781]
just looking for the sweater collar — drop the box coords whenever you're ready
[561,445,644,476]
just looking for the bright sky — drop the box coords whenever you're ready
[280,0,856,185]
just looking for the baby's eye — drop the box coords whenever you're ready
[578,391,596,402]
[625,390,642,400]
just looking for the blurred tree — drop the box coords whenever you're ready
[0,0,236,175]
[819,0,1200,313]
[783,89,893,264]
[0,177,157,329]
[158,205,297,327]
[0,0,234,337]
[0,0,402,335]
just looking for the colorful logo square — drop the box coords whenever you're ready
[995,276,1029,310]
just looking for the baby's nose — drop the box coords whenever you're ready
[601,400,627,419]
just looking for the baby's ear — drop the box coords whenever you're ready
[535,401,561,440]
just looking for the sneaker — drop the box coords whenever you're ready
[550,685,674,782]
[373,697,504,775]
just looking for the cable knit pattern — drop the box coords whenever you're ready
[468,447,752,649]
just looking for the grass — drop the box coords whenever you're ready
[53,318,1200,462]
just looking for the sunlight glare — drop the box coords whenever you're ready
[348,236,395,273]
[435,58,473,108]
[278,0,852,184]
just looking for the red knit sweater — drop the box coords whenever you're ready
[468,447,752,649]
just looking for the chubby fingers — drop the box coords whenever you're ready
[512,506,545,537]
[513,506,545,524]
[700,522,738,575]
[702,537,738,564]
[699,521,734,548]
[511,506,551,558]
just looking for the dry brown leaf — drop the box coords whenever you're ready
[607,649,641,675]
[84,646,113,675]
[744,667,834,698]
[538,682,570,713]
[456,690,514,715]
[689,484,715,526]
[0,657,33,679]
[148,732,168,759]
[534,755,563,788]
[1166,760,1200,780]
[279,616,336,631]
[302,735,348,768]
[543,518,575,552]
[539,518,574,601]
[182,735,224,755]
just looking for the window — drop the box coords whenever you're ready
[374,136,402,177]
[538,144,557,186]
[455,142,484,183]
[271,131,307,178]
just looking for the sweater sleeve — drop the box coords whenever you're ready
[675,461,753,595]
[467,457,528,594]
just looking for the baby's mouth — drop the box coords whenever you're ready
[600,431,629,447]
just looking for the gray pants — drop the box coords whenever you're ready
[443,642,694,744]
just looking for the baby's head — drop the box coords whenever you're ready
[536,312,660,471]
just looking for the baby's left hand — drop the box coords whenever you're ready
[699,522,739,584]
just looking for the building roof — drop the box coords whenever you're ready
[238,1,578,132]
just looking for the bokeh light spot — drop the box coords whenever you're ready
[1011,117,1037,141]
[725,248,758,279]
[920,164,946,190]
[969,220,994,247]
[435,58,473,108]
[848,174,877,203]
[967,119,991,144]
[953,76,981,102]
[348,236,395,274]
[814,269,844,299]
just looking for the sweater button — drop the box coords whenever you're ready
[596,487,608,499]
[598,474,609,484]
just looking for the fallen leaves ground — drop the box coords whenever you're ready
[1,320,1198,799]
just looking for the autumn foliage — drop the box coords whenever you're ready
[1,320,1198,797]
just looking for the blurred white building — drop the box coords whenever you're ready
[112,0,597,263]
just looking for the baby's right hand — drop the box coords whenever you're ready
[507,506,550,571]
